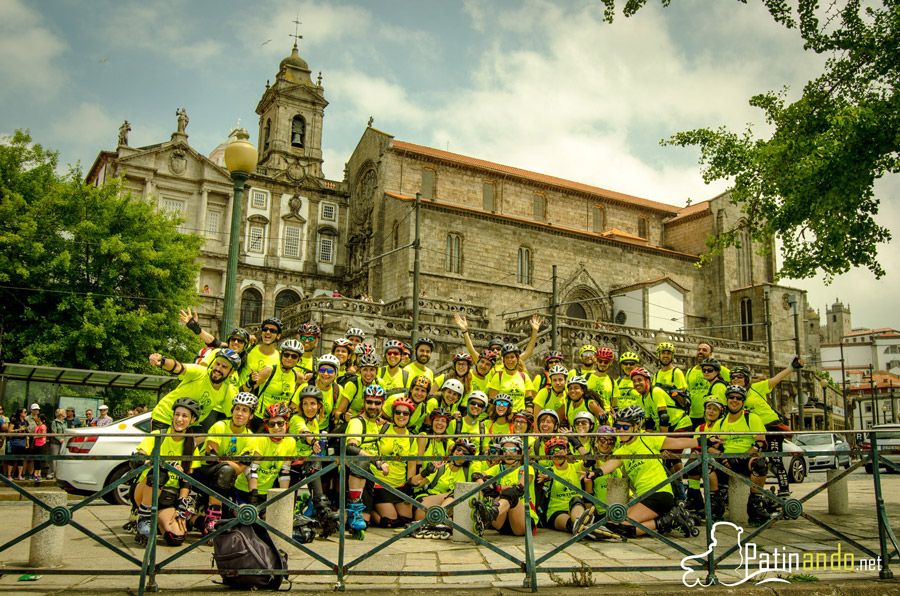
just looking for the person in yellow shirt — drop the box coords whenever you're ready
[470,436,539,536]
[297,322,322,375]
[410,439,477,538]
[471,349,498,394]
[133,398,203,547]
[246,339,305,430]
[234,403,296,507]
[241,317,283,389]
[435,352,474,397]
[344,385,388,535]
[653,341,687,391]
[533,351,565,394]
[487,343,535,412]
[334,353,381,424]
[404,338,436,386]
[331,338,355,386]
[149,349,240,431]
[371,397,418,528]
[378,339,411,397]
[532,364,568,419]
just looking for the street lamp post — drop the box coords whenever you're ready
[222,128,258,337]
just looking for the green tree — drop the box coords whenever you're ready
[0,130,203,371]
[602,0,898,280]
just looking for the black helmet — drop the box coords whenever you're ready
[261,317,283,332]
[172,398,201,420]
[415,337,435,349]
[701,358,721,372]
[501,343,521,356]
[298,385,324,402]
[228,327,251,343]
[215,348,242,370]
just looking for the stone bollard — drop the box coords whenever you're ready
[727,476,750,525]
[827,469,849,515]
[29,490,67,568]
[452,481,478,543]
[606,477,629,507]
[265,488,294,552]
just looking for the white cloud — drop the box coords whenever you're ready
[329,70,429,129]
[51,102,120,150]
[103,1,224,65]
[0,0,66,96]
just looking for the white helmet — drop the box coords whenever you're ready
[233,392,259,410]
[442,378,464,396]
[548,364,568,377]
[317,354,340,369]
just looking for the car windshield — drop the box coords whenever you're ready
[796,434,833,446]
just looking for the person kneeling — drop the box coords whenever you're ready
[471,436,538,537]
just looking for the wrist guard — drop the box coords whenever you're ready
[186,318,202,335]
[248,462,260,480]
[791,356,803,370]
[419,462,436,477]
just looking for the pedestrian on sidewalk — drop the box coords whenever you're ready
[32,412,48,481]
[50,409,67,480]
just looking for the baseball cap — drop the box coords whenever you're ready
[30,403,40,410]
[99,404,108,410]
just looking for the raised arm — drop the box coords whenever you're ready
[520,314,543,362]
[453,313,480,361]
[180,307,218,347]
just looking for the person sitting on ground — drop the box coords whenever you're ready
[233,403,296,508]
[471,436,539,537]
[590,406,698,538]
[132,398,203,547]
[370,397,418,528]
[194,392,257,535]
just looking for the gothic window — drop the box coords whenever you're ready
[517,247,532,285]
[567,302,588,320]
[592,205,605,232]
[274,289,301,319]
[263,118,271,151]
[482,182,495,212]
[421,169,435,199]
[638,216,649,239]
[240,288,262,327]
[446,234,462,274]
[740,297,754,341]
[283,224,302,258]
[737,227,753,287]
[533,194,546,221]
[291,115,306,148]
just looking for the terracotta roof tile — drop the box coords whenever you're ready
[666,201,711,224]
[599,227,649,243]
[390,139,681,214]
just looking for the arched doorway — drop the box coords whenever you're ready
[274,289,301,320]
[240,288,263,327]
[562,285,607,322]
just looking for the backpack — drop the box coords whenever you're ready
[213,523,287,590]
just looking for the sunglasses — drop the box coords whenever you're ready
[598,436,617,443]
[468,402,484,408]
[613,423,632,431]
[386,350,401,357]
[282,352,300,360]
[393,410,411,417]
[702,368,716,373]
[501,447,521,454]
[318,367,336,374]
[262,327,280,334]
[364,399,383,406]
[494,401,511,407]
[300,335,316,342]
[267,420,287,427]
[549,448,568,456]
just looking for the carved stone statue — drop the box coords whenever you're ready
[118,120,131,146]
[176,108,189,133]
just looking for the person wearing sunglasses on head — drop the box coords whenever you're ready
[590,406,698,538]
[233,403,295,508]
[245,339,305,431]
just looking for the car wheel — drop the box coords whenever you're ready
[789,456,806,483]
[102,464,134,506]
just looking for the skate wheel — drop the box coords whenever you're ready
[690,528,700,537]
[353,530,365,540]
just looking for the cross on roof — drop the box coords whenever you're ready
[290,14,303,49]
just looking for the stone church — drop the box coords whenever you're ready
[86,43,828,423]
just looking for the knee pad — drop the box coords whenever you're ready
[213,464,237,492]
[499,486,523,509]
[568,496,585,511]
[163,530,184,546]
[379,517,400,528]
[751,458,768,477]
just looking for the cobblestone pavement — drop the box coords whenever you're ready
[0,472,898,594]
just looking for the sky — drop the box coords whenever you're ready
[1,0,897,332]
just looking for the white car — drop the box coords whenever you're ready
[782,439,810,484]
[55,412,151,505]
[794,433,852,470]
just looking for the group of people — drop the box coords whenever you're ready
[1,404,110,481]
[125,307,802,546]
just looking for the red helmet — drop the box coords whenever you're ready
[479,349,498,363]
[544,350,564,364]
[300,322,321,337]
[392,397,416,414]
[597,346,615,361]
[544,436,569,454]
[453,352,473,364]
[264,403,291,420]
[332,338,352,351]
[630,367,652,380]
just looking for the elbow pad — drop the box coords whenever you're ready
[569,436,583,450]
[658,412,670,429]
[345,444,362,457]
[752,457,769,476]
